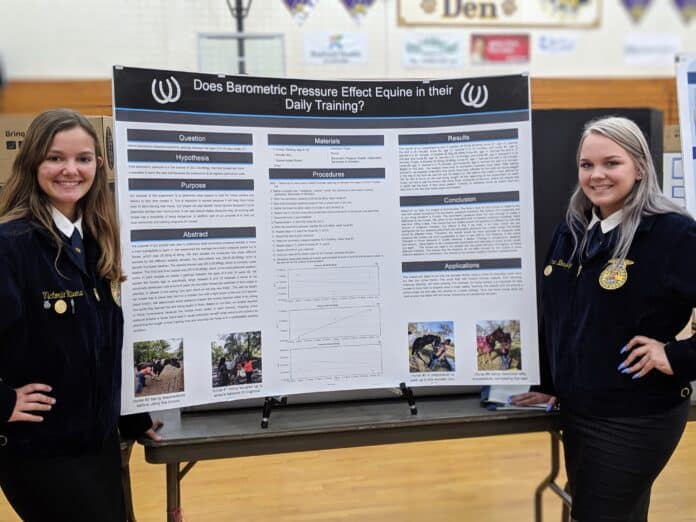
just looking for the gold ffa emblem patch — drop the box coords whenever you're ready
[599,259,634,290]
[110,280,122,307]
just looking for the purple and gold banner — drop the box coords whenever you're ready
[674,0,696,22]
[283,0,317,26]
[341,0,376,24]
[622,0,652,22]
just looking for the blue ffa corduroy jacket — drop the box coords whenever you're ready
[0,217,150,458]
[537,212,696,417]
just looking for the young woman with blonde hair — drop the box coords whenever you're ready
[512,116,696,521]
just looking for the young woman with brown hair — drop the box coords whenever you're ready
[0,109,160,521]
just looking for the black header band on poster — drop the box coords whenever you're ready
[113,66,529,120]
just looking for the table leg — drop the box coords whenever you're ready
[561,482,571,522]
[120,441,137,521]
[534,430,573,521]
[166,462,181,522]
[534,430,562,522]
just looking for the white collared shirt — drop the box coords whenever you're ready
[51,206,83,239]
[588,208,623,234]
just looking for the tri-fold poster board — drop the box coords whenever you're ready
[113,66,540,414]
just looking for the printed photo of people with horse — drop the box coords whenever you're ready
[133,338,184,397]
[408,321,455,373]
[211,331,262,387]
[476,320,521,371]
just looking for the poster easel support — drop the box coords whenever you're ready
[261,384,416,428]
[399,382,418,415]
[261,396,287,429]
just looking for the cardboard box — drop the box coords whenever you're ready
[0,114,114,186]
[664,124,681,153]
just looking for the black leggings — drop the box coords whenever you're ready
[0,431,126,522]
[561,400,689,522]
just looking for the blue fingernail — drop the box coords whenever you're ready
[546,404,554,412]
[621,368,631,374]
[632,373,641,379]
[620,345,628,354]
[617,362,625,371]
[506,396,512,404]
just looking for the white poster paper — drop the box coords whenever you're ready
[676,54,696,215]
[112,67,539,413]
[663,153,686,207]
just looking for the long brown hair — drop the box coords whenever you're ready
[0,108,124,281]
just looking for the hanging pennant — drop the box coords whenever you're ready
[341,0,375,24]
[541,0,592,15]
[674,0,696,22]
[283,0,317,26]
[621,0,652,22]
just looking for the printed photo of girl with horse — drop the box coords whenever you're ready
[476,320,521,371]
[408,321,455,373]
[134,338,184,397]
[211,331,262,387]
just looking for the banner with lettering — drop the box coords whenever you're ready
[470,34,530,65]
[398,0,600,27]
[304,32,369,64]
[402,32,465,68]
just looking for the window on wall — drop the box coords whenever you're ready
[198,33,285,76]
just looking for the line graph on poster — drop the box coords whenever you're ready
[279,264,380,301]
[283,342,384,382]
[284,304,382,342]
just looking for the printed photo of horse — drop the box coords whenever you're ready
[211,331,262,387]
[133,338,184,397]
[408,321,455,373]
[476,320,521,371]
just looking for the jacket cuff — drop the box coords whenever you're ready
[118,412,154,440]
[665,338,696,381]
[0,382,17,423]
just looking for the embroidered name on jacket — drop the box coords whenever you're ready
[544,259,573,276]
[551,259,573,269]
[41,289,85,300]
